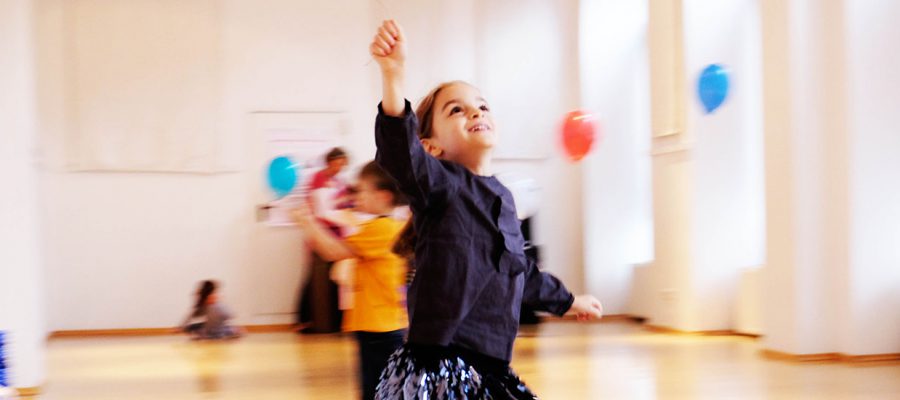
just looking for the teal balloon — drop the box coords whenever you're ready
[267,156,298,197]
[698,64,730,114]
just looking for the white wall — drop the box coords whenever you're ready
[760,0,900,356]
[61,0,223,172]
[579,0,653,314]
[635,0,765,331]
[36,0,587,330]
[760,0,847,355]
[683,0,765,330]
[0,0,46,387]
[759,0,803,352]
[38,0,377,330]
[844,0,900,355]
[644,0,694,329]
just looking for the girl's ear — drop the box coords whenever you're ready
[421,138,443,158]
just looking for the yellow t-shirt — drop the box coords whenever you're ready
[342,216,408,333]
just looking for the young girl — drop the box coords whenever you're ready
[369,20,603,399]
[293,161,409,400]
[180,280,242,340]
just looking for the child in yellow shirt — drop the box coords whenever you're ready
[294,161,408,400]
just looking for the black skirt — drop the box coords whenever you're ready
[375,343,538,400]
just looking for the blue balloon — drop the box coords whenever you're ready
[698,64,730,114]
[267,156,299,197]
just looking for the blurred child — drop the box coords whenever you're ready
[297,147,351,333]
[180,280,242,340]
[294,161,408,400]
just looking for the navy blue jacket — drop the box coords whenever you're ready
[375,101,574,362]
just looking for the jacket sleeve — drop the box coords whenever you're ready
[521,252,575,316]
[375,100,458,210]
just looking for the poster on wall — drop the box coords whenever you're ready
[252,112,348,227]
[63,0,224,173]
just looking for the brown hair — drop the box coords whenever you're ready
[414,80,471,140]
[192,280,217,317]
[392,223,416,260]
[358,161,407,207]
[325,147,347,162]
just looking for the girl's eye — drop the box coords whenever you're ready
[480,105,490,112]
[450,106,463,114]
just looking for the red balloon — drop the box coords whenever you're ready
[560,110,598,161]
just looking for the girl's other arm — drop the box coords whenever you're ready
[292,206,356,261]
[522,255,603,320]
[568,294,603,321]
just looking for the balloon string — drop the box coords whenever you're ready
[375,0,389,20]
[365,0,392,67]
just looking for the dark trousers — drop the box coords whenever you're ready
[296,252,342,333]
[355,330,405,400]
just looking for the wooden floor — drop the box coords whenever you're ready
[36,321,900,399]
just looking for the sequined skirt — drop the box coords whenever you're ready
[375,344,538,400]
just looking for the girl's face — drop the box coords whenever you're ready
[424,83,496,160]
[326,156,348,174]
[354,177,391,215]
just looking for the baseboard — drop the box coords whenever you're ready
[552,315,762,338]
[243,324,294,333]
[595,314,639,322]
[49,328,174,338]
[16,385,42,396]
[643,324,761,338]
[48,324,294,339]
[838,353,900,363]
[761,349,900,364]
[761,349,841,362]
[544,314,639,323]
[49,317,640,338]
[729,331,763,339]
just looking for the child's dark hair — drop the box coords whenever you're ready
[192,280,217,317]
[359,161,407,207]
[414,81,471,140]
[392,221,416,260]
[325,147,348,162]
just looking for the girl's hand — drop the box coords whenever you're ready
[291,203,316,227]
[568,295,603,321]
[369,20,406,75]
